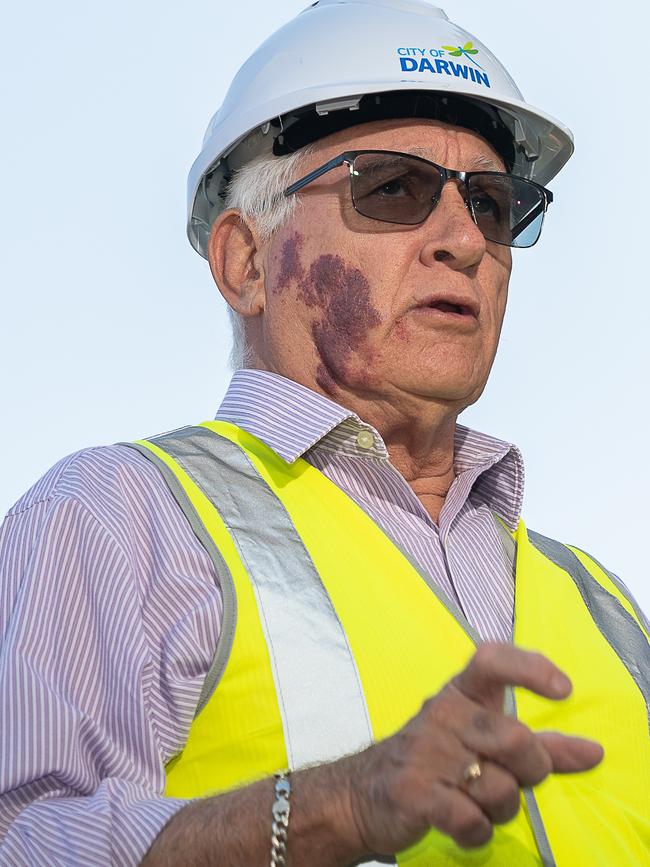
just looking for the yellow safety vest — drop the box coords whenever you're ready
[129,421,650,866]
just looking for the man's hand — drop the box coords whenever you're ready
[141,644,604,867]
[346,643,604,856]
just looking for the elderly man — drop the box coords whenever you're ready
[1,1,649,865]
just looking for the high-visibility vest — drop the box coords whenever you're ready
[128,421,650,867]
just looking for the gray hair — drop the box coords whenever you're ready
[221,146,314,369]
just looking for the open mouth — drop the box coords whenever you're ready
[420,300,477,318]
[427,301,471,315]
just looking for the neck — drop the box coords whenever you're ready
[314,382,460,525]
[250,358,461,524]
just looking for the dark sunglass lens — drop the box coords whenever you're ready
[350,153,443,224]
[468,174,546,248]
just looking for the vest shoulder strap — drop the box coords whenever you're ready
[527,529,649,728]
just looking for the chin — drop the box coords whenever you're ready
[397,367,484,402]
[423,386,481,405]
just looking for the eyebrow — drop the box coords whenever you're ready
[407,147,503,172]
[468,154,503,172]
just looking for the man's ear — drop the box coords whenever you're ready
[207,209,266,317]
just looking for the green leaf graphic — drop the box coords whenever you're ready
[449,49,462,56]
[441,45,457,51]
[465,49,478,54]
[463,41,474,50]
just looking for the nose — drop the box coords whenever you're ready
[419,180,486,269]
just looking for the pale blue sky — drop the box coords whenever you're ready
[1,1,648,614]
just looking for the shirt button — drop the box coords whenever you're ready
[356,430,375,450]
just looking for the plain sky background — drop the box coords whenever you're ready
[2,0,648,615]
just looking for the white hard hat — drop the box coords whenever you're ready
[188,0,574,258]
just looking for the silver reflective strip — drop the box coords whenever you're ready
[528,530,650,729]
[150,427,376,768]
[123,439,238,717]
[569,545,650,636]
[522,786,556,866]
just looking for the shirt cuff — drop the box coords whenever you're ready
[1,779,189,866]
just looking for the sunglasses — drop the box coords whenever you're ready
[284,150,553,249]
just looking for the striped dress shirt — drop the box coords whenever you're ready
[0,368,525,865]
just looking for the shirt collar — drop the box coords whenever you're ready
[453,424,524,531]
[215,369,358,463]
[215,369,524,529]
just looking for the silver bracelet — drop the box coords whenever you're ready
[270,771,292,866]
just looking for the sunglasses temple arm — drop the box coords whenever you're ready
[284,154,348,196]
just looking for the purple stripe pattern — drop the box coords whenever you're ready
[1,368,526,864]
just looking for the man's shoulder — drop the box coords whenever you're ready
[6,441,168,523]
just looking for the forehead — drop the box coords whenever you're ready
[309,117,506,173]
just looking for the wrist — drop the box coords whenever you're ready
[289,755,372,867]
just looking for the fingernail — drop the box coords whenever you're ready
[551,673,571,695]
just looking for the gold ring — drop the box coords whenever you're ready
[462,761,482,784]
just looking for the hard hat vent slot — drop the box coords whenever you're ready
[315,97,361,116]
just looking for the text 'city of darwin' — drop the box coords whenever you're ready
[399,57,491,88]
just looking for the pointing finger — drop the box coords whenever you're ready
[536,731,604,773]
[451,643,572,709]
